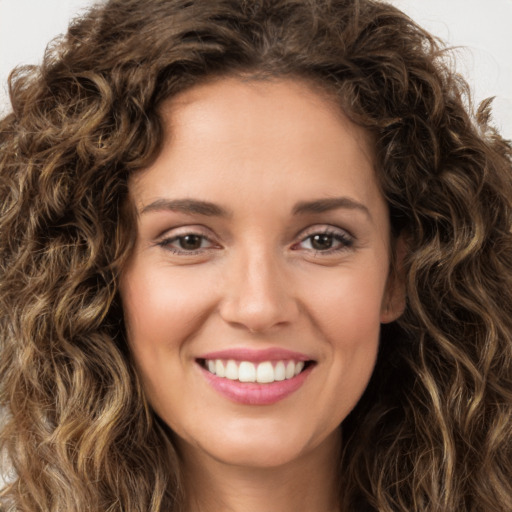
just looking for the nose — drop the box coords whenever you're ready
[218,247,300,334]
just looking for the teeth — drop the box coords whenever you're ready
[225,360,238,380]
[238,361,256,382]
[215,360,225,378]
[274,361,286,381]
[256,361,274,383]
[285,360,295,379]
[204,359,308,383]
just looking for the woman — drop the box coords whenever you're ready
[1,0,511,511]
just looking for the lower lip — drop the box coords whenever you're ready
[200,364,314,405]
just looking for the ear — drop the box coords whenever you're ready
[380,234,407,324]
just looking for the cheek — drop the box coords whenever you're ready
[322,281,382,378]
[300,266,386,413]
[303,263,388,338]
[121,262,217,363]
[120,263,219,420]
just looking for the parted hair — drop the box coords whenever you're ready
[1,0,511,510]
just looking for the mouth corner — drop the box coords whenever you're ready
[303,359,316,370]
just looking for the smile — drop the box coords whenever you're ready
[201,359,307,383]
[196,348,316,405]
[197,357,315,405]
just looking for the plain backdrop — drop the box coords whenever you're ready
[1,0,511,138]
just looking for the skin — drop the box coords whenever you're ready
[120,77,404,512]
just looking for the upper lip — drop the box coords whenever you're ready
[197,347,313,363]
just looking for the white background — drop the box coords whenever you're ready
[0,0,511,139]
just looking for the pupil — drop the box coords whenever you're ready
[311,234,333,250]
[179,235,202,250]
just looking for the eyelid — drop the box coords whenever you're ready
[155,223,213,239]
[292,224,355,253]
[297,224,353,238]
[155,225,221,253]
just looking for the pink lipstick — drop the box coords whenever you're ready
[197,348,315,405]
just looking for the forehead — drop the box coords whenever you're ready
[159,77,374,161]
[129,77,384,222]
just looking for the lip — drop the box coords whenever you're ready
[199,364,314,405]
[197,347,312,363]
[197,348,315,405]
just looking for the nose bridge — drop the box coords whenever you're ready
[219,242,297,332]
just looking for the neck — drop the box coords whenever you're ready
[179,430,341,512]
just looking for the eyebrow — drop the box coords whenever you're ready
[292,197,372,219]
[139,196,371,219]
[140,198,229,217]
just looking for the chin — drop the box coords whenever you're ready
[175,416,339,470]
[212,440,305,469]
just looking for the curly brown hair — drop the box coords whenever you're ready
[1,0,511,510]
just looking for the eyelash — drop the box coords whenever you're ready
[156,231,217,255]
[156,226,354,256]
[293,227,354,254]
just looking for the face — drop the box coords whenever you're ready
[120,77,403,470]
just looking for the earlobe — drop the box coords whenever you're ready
[380,283,406,324]
[380,235,407,324]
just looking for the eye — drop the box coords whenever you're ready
[157,232,216,253]
[304,233,338,251]
[293,228,354,253]
[174,234,207,251]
